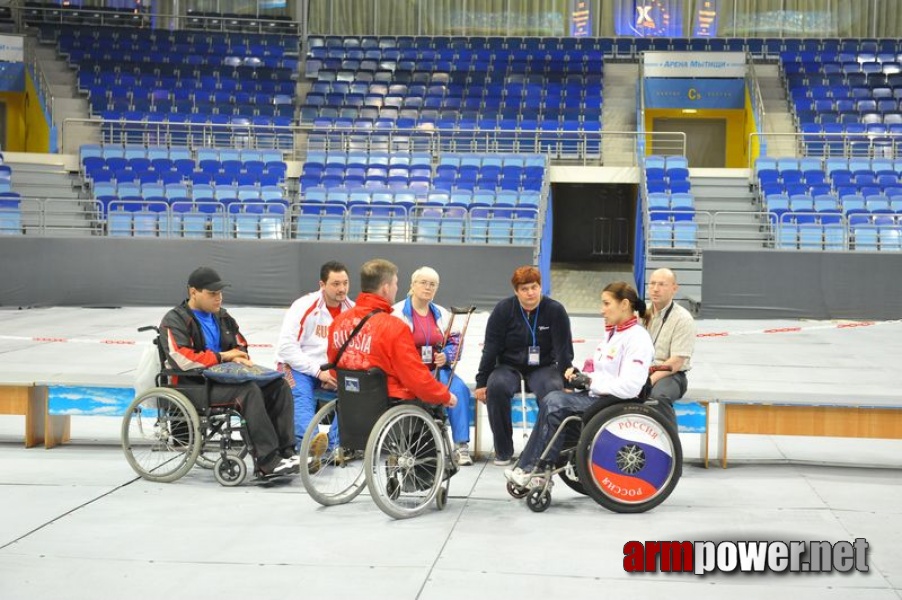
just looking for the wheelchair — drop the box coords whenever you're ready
[299,367,458,519]
[121,326,253,487]
[506,369,683,514]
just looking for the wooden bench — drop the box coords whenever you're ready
[704,397,902,468]
[0,384,71,449]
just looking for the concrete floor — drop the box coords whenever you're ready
[1,306,900,599]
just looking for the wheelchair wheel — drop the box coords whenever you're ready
[121,387,201,483]
[196,414,248,470]
[506,481,529,499]
[299,400,367,506]
[365,404,446,520]
[577,402,682,514]
[526,487,551,513]
[213,455,247,487]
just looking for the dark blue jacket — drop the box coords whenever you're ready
[475,295,574,388]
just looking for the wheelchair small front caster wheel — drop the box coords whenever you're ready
[435,486,448,510]
[526,488,551,512]
[214,455,246,487]
[506,481,528,499]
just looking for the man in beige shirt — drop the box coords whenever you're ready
[645,268,696,422]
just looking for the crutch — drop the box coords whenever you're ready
[435,305,477,385]
[518,371,529,445]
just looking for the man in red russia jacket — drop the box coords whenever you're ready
[327,259,458,408]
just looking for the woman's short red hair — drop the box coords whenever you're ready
[511,265,541,289]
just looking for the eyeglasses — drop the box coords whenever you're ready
[415,280,438,288]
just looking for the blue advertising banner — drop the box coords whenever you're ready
[644,78,746,109]
[570,0,592,37]
[693,0,720,37]
[616,0,684,37]
[0,63,25,92]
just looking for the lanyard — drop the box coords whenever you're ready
[412,309,434,347]
[519,302,540,346]
[652,302,675,346]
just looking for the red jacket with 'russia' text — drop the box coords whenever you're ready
[327,292,451,405]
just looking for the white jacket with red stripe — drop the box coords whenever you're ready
[276,291,354,378]
[588,317,655,399]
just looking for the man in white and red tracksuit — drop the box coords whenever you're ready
[160,266,296,478]
[276,261,354,447]
[327,259,457,409]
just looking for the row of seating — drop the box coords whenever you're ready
[100,199,537,245]
[776,221,902,251]
[83,157,288,177]
[296,202,538,245]
[308,34,889,58]
[755,157,902,173]
[48,22,297,49]
[648,221,698,249]
[301,188,541,208]
[761,181,902,200]
[79,145,283,164]
[68,52,299,78]
[59,34,296,58]
[308,80,599,99]
[765,193,902,216]
[91,179,286,202]
[299,172,544,196]
[91,186,289,217]
[304,108,602,127]
[783,60,902,77]
[90,101,294,120]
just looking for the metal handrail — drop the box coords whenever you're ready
[747,130,902,181]
[12,3,301,36]
[61,117,688,166]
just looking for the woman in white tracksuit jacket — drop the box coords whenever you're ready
[505,281,654,486]
[392,266,474,466]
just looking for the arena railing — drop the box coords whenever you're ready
[13,4,301,36]
[61,118,688,167]
[748,131,902,183]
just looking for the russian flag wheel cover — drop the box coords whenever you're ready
[587,412,677,505]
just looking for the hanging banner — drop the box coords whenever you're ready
[570,0,592,37]
[0,34,24,63]
[693,0,720,37]
[643,51,747,78]
[644,78,746,109]
[616,0,685,37]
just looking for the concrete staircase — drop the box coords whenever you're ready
[691,170,769,250]
[34,40,96,153]
[601,62,639,166]
[754,62,798,158]
[645,170,769,308]
[9,160,99,237]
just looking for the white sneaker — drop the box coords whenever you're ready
[454,444,473,466]
[493,454,513,466]
[504,467,532,487]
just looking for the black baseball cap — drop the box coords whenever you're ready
[188,267,229,291]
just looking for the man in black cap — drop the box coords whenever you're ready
[159,266,297,478]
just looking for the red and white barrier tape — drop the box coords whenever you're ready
[1,320,897,348]
[0,334,272,348]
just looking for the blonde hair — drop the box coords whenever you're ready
[408,266,440,296]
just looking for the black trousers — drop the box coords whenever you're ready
[485,364,564,460]
[180,378,295,469]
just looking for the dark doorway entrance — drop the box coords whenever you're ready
[551,183,637,264]
[651,118,727,168]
